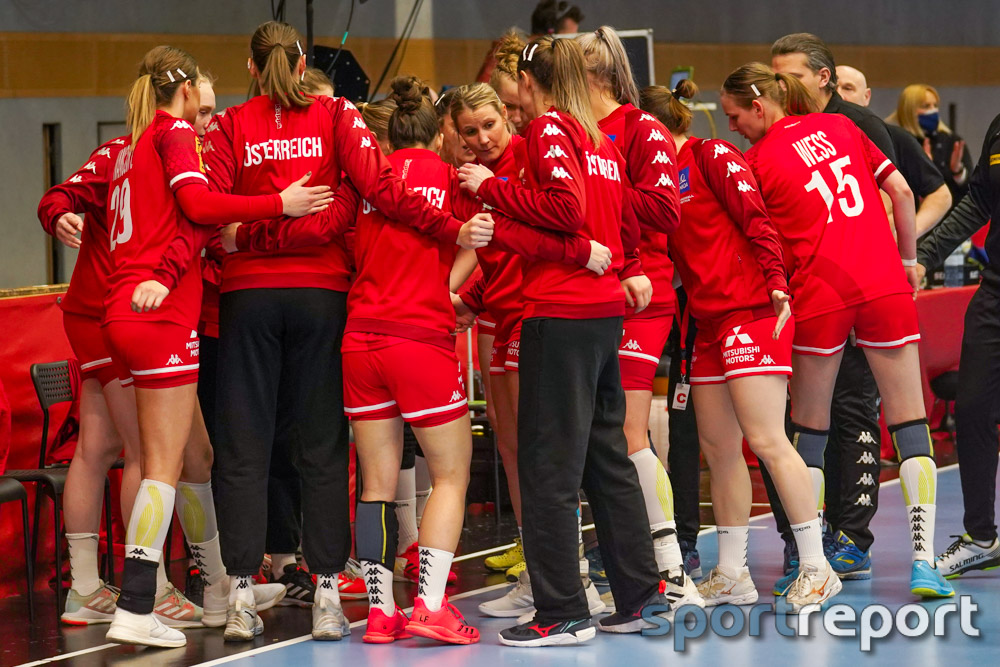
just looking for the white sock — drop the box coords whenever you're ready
[791,518,825,569]
[188,535,227,586]
[156,557,169,596]
[900,456,938,562]
[362,562,394,615]
[417,546,453,612]
[229,575,254,605]
[717,526,749,579]
[66,533,101,595]
[395,468,418,555]
[271,553,298,575]
[414,456,431,525]
[315,574,341,605]
[174,481,219,544]
[651,521,684,574]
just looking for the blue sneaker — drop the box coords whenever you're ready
[828,531,872,580]
[822,525,837,559]
[910,560,955,598]
[679,540,703,580]
[584,547,608,585]
[773,565,798,596]
[782,538,798,575]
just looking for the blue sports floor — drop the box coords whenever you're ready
[13,464,999,666]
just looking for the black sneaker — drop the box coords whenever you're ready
[275,564,316,607]
[597,585,670,634]
[498,617,595,647]
[782,537,799,575]
[185,565,205,607]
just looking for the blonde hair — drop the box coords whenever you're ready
[888,84,951,138]
[357,98,397,146]
[577,26,639,107]
[301,67,334,96]
[519,35,602,147]
[125,45,200,146]
[639,80,698,134]
[449,83,506,127]
[489,30,526,92]
[721,62,818,116]
[250,21,311,108]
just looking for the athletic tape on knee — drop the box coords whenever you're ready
[889,419,933,461]
[790,423,829,469]
[355,500,399,570]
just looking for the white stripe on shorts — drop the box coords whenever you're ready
[791,341,848,355]
[130,363,199,376]
[400,398,468,420]
[854,334,921,348]
[344,399,398,415]
[724,366,793,378]
[80,357,112,370]
[618,349,660,364]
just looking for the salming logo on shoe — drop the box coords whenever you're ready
[166,354,184,365]
[856,451,877,465]
[857,431,876,444]
[857,472,875,486]
[855,493,873,507]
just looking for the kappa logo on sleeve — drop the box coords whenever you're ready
[111,138,127,145]
[96,147,112,159]
[69,174,83,183]
[726,161,746,177]
[171,120,193,131]
[82,161,98,173]
[551,166,573,180]
[542,124,565,137]
[544,145,569,159]
[353,117,366,129]
[737,180,756,193]
[713,143,731,159]
[655,173,674,188]
[652,151,673,165]
[640,113,657,123]
[647,128,667,142]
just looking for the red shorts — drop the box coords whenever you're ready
[103,321,200,389]
[690,316,794,385]
[342,332,468,428]
[490,323,521,376]
[619,314,673,391]
[476,316,497,336]
[793,293,920,356]
[63,312,119,386]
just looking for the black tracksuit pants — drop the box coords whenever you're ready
[762,343,882,552]
[955,282,1000,542]
[215,288,351,576]
[518,316,660,621]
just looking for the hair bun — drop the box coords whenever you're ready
[388,76,426,115]
[673,79,699,100]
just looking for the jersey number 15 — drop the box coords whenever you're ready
[803,156,864,224]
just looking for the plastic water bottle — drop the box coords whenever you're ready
[944,247,965,288]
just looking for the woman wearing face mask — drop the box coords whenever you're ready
[888,84,972,208]
[721,62,954,602]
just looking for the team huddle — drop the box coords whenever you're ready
[38,19,960,650]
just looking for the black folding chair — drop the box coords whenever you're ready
[5,361,117,612]
[0,477,34,621]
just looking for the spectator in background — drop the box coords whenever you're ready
[837,66,952,236]
[531,0,584,35]
[888,84,973,208]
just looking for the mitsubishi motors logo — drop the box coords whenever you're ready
[725,326,753,347]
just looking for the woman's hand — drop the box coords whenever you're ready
[452,293,476,333]
[458,163,495,195]
[131,280,169,313]
[280,172,334,217]
[221,223,241,253]
[621,275,653,314]
[905,264,921,297]
[55,213,84,249]
[586,240,612,275]
[770,290,791,339]
[458,212,494,249]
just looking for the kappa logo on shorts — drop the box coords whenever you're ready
[622,339,643,351]
[857,431,876,445]
[856,451,878,465]
[760,355,775,365]
[450,390,463,402]
[166,354,183,366]
[725,326,753,347]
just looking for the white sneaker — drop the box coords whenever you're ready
[61,582,118,625]
[661,568,705,617]
[153,583,204,628]
[937,534,1000,578]
[203,579,286,627]
[312,595,350,640]
[480,570,534,618]
[785,560,842,613]
[106,608,186,648]
[696,567,759,606]
[515,577,606,624]
[224,598,263,641]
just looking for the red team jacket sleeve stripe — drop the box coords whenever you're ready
[477,113,587,233]
[695,139,789,296]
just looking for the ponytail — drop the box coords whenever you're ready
[721,61,818,117]
[577,26,640,107]
[250,21,312,108]
[520,35,602,148]
[639,80,698,135]
[489,30,526,92]
[125,45,199,146]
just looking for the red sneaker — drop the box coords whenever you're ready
[395,543,458,584]
[337,570,367,600]
[406,596,479,645]
[363,606,412,644]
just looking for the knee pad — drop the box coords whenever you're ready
[889,418,932,461]
[790,423,829,469]
[355,500,399,570]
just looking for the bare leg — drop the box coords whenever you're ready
[863,344,926,423]
[693,383,750,526]
[412,414,473,551]
[103,381,142,522]
[788,351,844,430]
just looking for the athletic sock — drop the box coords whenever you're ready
[900,456,938,562]
[417,546,453,612]
[315,574,341,606]
[66,532,101,596]
[808,468,826,521]
[229,575,254,605]
[414,456,431,525]
[717,526,749,579]
[362,562,394,615]
[791,518,826,569]
[120,479,175,614]
[394,467,418,555]
[175,480,226,585]
[651,522,685,574]
[629,447,683,572]
[156,557,169,596]
[271,553,298,575]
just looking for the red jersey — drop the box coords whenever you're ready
[674,138,788,342]
[746,113,908,321]
[346,148,588,349]
[478,108,628,320]
[599,104,680,318]
[204,95,463,294]
[38,136,129,319]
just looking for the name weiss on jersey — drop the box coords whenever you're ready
[242,137,323,166]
